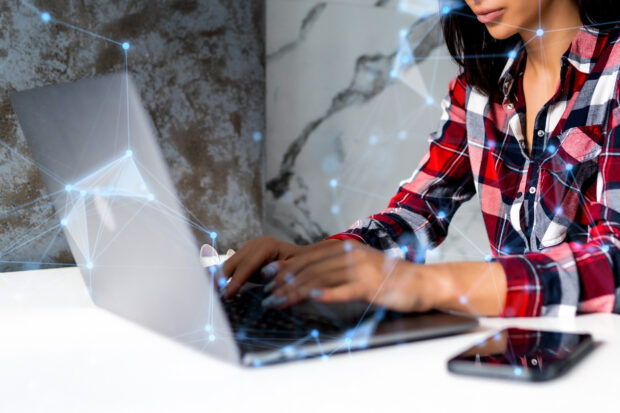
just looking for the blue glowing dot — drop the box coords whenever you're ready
[508,50,517,59]
[425,96,435,105]
[494,333,502,341]
[401,55,411,64]
[331,204,340,215]
[566,163,573,171]
[399,29,408,38]
[41,12,51,22]
[400,245,408,254]
[311,329,319,338]
[442,6,451,14]
[65,184,73,192]
[122,42,130,50]
[343,241,353,252]
[329,178,338,188]
[514,367,523,376]
[398,130,408,140]
[252,360,263,367]
[484,255,493,262]
[209,334,215,342]
[210,231,217,239]
[389,70,398,79]
[60,218,68,226]
[147,193,155,201]
[547,145,556,153]
[602,245,610,252]
[459,296,468,304]
[204,324,212,332]
[555,207,563,215]
[126,149,133,157]
[321,355,329,361]
[536,29,544,37]
[503,247,511,254]
[80,190,86,197]
[218,277,227,287]
[344,337,352,345]
[86,262,94,269]
[488,140,496,148]
[252,131,262,141]
[369,135,379,145]
[437,211,446,219]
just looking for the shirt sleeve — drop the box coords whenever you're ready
[496,94,620,318]
[326,74,476,262]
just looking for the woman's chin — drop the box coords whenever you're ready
[486,26,518,40]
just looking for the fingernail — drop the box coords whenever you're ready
[263,280,276,293]
[261,262,279,278]
[261,294,287,308]
[309,289,323,298]
[261,294,275,307]
[284,273,295,284]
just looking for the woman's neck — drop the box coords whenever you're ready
[519,3,583,76]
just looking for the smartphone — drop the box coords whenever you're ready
[447,328,594,381]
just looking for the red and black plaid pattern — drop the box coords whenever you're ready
[328,27,620,317]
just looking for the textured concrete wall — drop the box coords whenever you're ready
[0,0,265,271]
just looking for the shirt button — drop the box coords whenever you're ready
[506,103,514,110]
[529,186,537,194]
[537,130,545,137]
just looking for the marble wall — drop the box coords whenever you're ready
[265,0,491,262]
[0,0,264,271]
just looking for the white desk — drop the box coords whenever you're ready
[0,267,618,412]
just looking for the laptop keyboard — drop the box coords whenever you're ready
[221,287,344,339]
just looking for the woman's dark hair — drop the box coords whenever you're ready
[441,0,620,96]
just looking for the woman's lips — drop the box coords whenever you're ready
[476,9,504,24]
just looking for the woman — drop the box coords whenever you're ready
[223,0,620,317]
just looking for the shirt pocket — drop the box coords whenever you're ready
[535,125,602,248]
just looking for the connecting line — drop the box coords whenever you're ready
[91,200,150,261]
[0,140,65,186]
[124,51,131,149]
[448,220,488,257]
[39,226,63,261]
[0,224,62,258]
[0,260,76,267]
[0,189,63,217]
[51,19,122,46]
[324,255,401,357]
[132,158,213,235]
[545,20,620,32]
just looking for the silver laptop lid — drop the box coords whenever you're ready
[10,73,239,363]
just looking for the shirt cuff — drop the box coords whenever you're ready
[495,254,544,317]
[324,232,367,244]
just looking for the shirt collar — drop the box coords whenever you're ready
[498,26,608,90]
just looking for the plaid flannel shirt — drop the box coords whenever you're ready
[327,26,620,317]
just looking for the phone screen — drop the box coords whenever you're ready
[448,328,593,381]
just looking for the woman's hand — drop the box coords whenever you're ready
[220,236,341,297]
[260,240,438,313]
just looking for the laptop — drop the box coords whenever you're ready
[10,73,478,366]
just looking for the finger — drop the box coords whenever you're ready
[224,239,279,297]
[269,254,352,308]
[313,282,366,303]
[268,240,354,291]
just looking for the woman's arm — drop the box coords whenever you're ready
[263,240,507,316]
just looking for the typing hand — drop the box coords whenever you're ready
[221,236,340,298]
[259,240,434,313]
